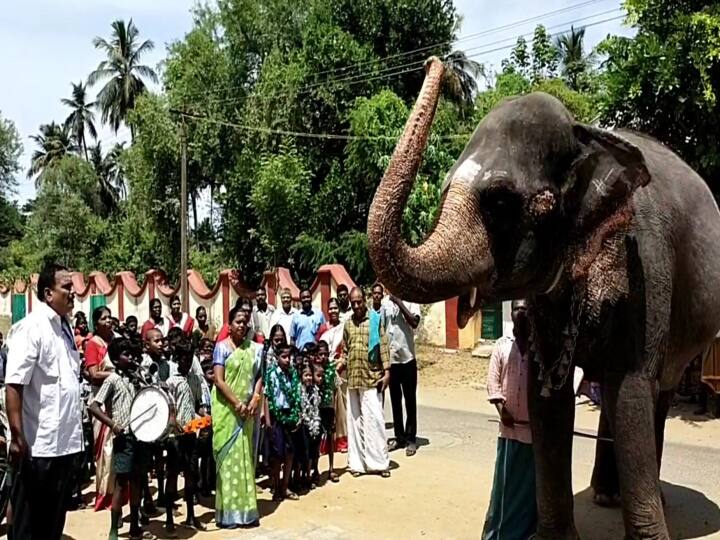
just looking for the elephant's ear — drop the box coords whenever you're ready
[564,124,650,281]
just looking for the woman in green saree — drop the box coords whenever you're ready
[212,307,263,528]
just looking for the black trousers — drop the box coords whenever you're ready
[389,360,418,443]
[9,452,80,540]
[198,432,215,493]
[165,435,198,510]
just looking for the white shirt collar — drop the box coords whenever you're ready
[37,300,71,325]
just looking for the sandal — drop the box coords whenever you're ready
[388,439,404,452]
[380,470,391,478]
[285,490,300,501]
[351,471,362,478]
[329,472,340,483]
[130,531,157,540]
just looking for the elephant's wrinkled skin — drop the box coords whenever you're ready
[367,58,720,539]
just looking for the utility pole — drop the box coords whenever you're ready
[180,119,189,312]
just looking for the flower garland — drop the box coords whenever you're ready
[265,365,301,426]
[320,361,337,408]
[301,383,322,438]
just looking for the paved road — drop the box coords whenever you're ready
[238,403,720,540]
[416,403,720,540]
[61,401,720,540]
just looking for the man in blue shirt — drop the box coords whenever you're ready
[290,289,325,350]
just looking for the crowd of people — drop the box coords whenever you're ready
[0,263,422,540]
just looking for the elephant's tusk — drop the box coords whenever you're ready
[487,419,614,443]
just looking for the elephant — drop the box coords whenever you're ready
[367,56,720,540]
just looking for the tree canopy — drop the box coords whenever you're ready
[2,0,718,288]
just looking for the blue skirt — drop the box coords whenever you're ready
[482,438,537,540]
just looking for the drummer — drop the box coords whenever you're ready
[164,338,207,535]
[141,328,173,383]
[89,337,153,540]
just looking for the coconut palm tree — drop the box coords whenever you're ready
[62,82,97,161]
[443,50,482,116]
[88,142,126,215]
[105,142,127,200]
[27,122,76,185]
[555,26,596,90]
[87,19,158,136]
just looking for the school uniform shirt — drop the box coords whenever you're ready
[252,304,276,338]
[290,308,326,351]
[486,336,531,444]
[5,301,83,458]
[268,307,298,343]
[265,364,294,410]
[166,372,205,427]
[93,372,137,429]
[141,354,210,407]
[384,299,421,365]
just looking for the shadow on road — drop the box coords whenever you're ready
[667,399,718,424]
[574,481,720,539]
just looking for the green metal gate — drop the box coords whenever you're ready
[11,293,26,324]
[480,302,503,340]
[89,294,107,331]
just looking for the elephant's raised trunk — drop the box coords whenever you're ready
[367,57,493,305]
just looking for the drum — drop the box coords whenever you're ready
[129,387,176,443]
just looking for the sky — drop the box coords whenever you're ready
[0,0,633,206]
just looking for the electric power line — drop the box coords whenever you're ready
[182,0,620,101]
[200,8,623,107]
[173,13,623,142]
[171,109,471,141]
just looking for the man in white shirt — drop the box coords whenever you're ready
[252,286,275,337]
[381,285,422,457]
[6,263,83,539]
[268,287,298,342]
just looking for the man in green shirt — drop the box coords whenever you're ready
[341,287,391,477]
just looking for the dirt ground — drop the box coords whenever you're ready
[44,347,720,539]
[416,345,490,389]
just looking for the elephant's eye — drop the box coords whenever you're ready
[479,185,523,228]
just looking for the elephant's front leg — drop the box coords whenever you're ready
[529,373,579,540]
[609,372,669,540]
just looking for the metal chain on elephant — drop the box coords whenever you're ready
[535,282,586,398]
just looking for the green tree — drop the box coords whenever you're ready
[27,122,77,185]
[0,112,22,195]
[88,19,158,135]
[555,26,596,91]
[7,157,109,275]
[330,0,458,101]
[88,142,122,215]
[531,24,559,83]
[164,9,234,231]
[122,93,181,276]
[443,50,483,115]
[62,82,97,159]
[0,196,24,252]
[503,36,530,77]
[250,146,311,265]
[600,0,720,193]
